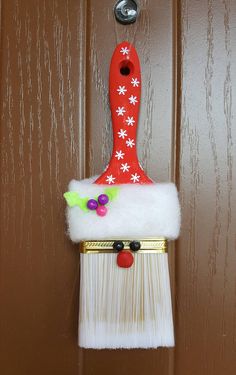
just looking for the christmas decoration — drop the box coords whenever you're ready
[64,41,180,349]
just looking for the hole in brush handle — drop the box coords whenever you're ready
[120,61,134,76]
[120,65,130,76]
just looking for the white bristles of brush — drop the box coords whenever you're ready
[79,253,174,349]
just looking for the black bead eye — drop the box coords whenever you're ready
[113,240,124,252]
[129,241,141,252]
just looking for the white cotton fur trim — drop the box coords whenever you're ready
[66,176,181,241]
[79,253,174,349]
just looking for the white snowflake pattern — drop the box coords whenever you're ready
[125,116,135,126]
[117,86,127,95]
[130,173,140,183]
[120,163,130,173]
[126,138,135,148]
[116,106,126,116]
[131,78,140,87]
[129,95,138,106]
[115,150,125,160]
[120,47,130,55]
[118,129,127,139]
[106,175,116,184]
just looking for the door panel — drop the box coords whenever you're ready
[176,1,236,374]
[0,1,85,374]
[0,1,235,374]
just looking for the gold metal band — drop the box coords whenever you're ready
[79,238,167,254]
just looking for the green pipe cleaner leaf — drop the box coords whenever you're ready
[63,192,88,212]
[104,187,120,201]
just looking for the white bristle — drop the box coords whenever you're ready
[79,253,174,349]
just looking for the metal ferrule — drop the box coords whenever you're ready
[79,238,168,254]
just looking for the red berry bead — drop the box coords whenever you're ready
[117,251,134,268]
[96,205,108,217]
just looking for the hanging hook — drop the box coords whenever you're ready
[114,0,139,25]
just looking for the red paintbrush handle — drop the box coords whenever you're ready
[95,42,153,185]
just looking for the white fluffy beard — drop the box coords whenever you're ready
[79,253,174,349]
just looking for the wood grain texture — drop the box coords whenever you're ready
[175,0,236,374]
[1,0,236,374]
[0,1,86,374]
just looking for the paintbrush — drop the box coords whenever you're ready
[64,41,180,349]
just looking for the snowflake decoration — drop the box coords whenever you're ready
[125,116,135,126]
[106,175,116,184]
[126,138,135,148]
[131,78,140,87]
[120,163,130,173]
[115,150,125,160]
[129,95,138,106]
[130,173,140,183]
[118,129,127,139]
[120,47,129,55]
[116,106,126,116]
[117,86,127,95]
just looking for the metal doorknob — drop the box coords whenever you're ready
[114,0,139,25]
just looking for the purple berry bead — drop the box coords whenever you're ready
[87,199,98,210]
[98,194,109,205]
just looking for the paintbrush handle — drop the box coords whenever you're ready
[95,42,152,185]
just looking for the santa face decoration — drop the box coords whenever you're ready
[64,42,181,349]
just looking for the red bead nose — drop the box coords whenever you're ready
[117,250,134,268]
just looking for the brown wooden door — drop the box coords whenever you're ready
[0,1,235,374]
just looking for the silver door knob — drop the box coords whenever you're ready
[114,0,139,25]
